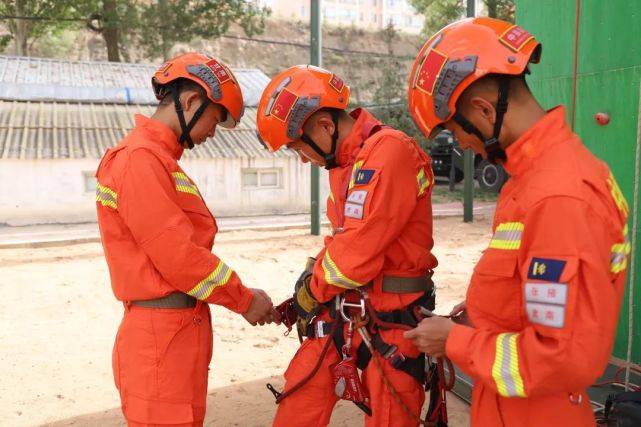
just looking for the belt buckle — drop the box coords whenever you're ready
[316,320,326,338]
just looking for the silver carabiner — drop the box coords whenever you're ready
[339,294,366,322]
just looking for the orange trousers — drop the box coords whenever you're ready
[112,302,212,427]
[273,328,425,427]
[469,383,595,426]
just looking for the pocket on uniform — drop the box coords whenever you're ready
[469,249,521,327]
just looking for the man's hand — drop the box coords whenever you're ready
[448,300,472,326]
[242,288,281,326]
[403,316,455,357]
[449,300,466,317]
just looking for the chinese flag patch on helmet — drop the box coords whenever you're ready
[499,25,534,52]
[415,49,448,95]
[270,88,298,122]
[205,59,231,84]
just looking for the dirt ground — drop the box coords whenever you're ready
[0,215,493,427]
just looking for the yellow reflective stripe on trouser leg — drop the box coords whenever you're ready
[491,333,526,397]
[96,182,118,209]
[187,261,233,300]
[322,251,363,289]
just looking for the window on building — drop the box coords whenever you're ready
[83,171,97,193]
[372,0,377,5]
[372,13,377,22]
[301,6,307,16]
[241,168,282,189]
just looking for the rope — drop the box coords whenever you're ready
[363,334,437,427]
[624,79,641,390]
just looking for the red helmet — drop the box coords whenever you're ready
[152,52,244,129]
[257,65,350,152]
[408,17,541,162]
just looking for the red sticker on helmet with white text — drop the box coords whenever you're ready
[499,25,534,52]
[270,88,298,122]
[415,48,448,96]
[205,59,231,84]
[329,74,345,93]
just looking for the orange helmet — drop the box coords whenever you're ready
[257,65,350,159]
[408,17,541,161]
[152,52,244,130]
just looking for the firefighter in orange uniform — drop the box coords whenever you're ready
[404,17,631,426]
[95,52,279,427]
[257,65,439,426]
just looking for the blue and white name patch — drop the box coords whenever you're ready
[528,257,566,281]
[354,169,375,185]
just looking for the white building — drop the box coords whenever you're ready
[0,56,328,226]
[261,0,425,34]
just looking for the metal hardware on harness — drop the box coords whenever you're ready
[339,293,366,322]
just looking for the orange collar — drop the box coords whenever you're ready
[503,106,573,177]
[336,108,381,167]
[133,114,183,160]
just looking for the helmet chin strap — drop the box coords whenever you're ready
[171,82,211,150]
[452,76,510,164]
[299,109,341,170]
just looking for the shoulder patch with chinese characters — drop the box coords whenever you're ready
[354,169,375,185]
[527,257,566,281]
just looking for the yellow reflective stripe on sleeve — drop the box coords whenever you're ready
[172,172,200,196]
[489,222,524,250]
[187,260,233,300]
[417,167,431,197]
[329,191,335,203]
[322,251,364,289]
[611,224,631,273]
[348,160,365,190]
[96,182,118,209]
[606,172,629,217]
[492,333,526,397]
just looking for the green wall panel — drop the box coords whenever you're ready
[516,0,641,364]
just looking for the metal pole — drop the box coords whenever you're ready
[463,0,475,222]
[310,0,322,235]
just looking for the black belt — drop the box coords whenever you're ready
[131,292,197,308]
[381,274,434,294]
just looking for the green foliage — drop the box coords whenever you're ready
[0,0,76,55]
[410,0,515,36]
[410,0,464,36]
[484,0,515,22]
[369,23,428,150]
[138,0,271,61]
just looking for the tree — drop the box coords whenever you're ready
[72,0,140,62]
[138,0,271,61]
[370,23,427,148]
[484,0,515,22]
[410,0,464,36]
[411,0,514,36]
[0,0,75,56]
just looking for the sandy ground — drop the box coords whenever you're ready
[0,215,492,427]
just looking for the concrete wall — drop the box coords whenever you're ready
[0,158,329,226]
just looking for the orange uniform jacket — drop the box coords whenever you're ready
[274,108,438,427]
[446,107,631,426]
[96,114,253,312]
[310,108,438,310]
